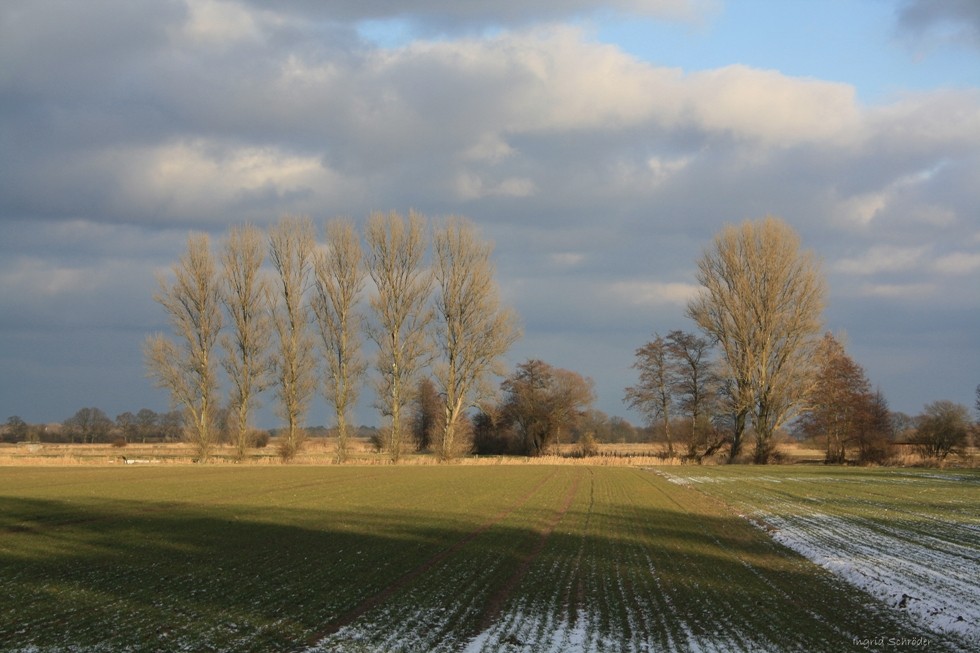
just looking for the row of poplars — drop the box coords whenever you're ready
[145,211,519,463]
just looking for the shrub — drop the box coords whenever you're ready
[578,432,599,457]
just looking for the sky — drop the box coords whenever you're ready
[1,0,979,429]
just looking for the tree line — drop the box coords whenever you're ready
[623,217,979,464]
[3,408,183,445]
[8,214,973,464]
[145,212,520,462]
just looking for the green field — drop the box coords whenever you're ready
[0,465,976,652]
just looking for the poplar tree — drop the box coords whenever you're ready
[145,233,223,461]
[267,216,317,461]
[366,210,433,462]
[221,224,272,461]
[312,218,367,462]
[431,217,520,460]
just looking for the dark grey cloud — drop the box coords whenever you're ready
[237,0,711,34]
[897,0,980,48]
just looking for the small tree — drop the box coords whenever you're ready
[411,377,442,452]
[115,412,139,443]
[916,401,971,461]
[62,407,113,444]
[501,360,594,456]
[665,330,724,461]
[136,408,159,442]
[799,333,872,464]
[4,416,29,443]
[624,335,675,456]
[855,390,894,465]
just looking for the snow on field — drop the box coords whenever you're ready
[660,470,980,650]
[461,609,749,653]
[756,509,980,648]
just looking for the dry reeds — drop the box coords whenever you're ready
[1,439,974,468]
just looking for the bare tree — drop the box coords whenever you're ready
[312,218,367,463]
[687,216,826,463]
[62,407,112,444]
[116,412,139,443]
[267,216,317,462]
[624,335,676,456]
[4,416,29,443]
[665,330,726,462]
[431,216,520,460]
[856,390,894,465]
[136,408,159,441]
[221,224,273,461]
[916,400,971,461]
[366,210,433,462]
[145,233,223,461]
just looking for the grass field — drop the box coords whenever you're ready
[0,465,976,652]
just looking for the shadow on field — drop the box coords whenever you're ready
[0,483,946,652]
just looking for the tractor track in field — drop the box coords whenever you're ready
[307,466,567,645]
[472,467,588,635]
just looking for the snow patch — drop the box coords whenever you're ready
[752,510,979,648]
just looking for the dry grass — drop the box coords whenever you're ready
[0,439,973,467]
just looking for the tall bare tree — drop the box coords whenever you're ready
[267,216,317,462]
[687,216,826,463]
[366,210,433,462]
[312,218,367,462]
[432,217,520,460]
[145,233,223,461]
[221,224,273,461]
